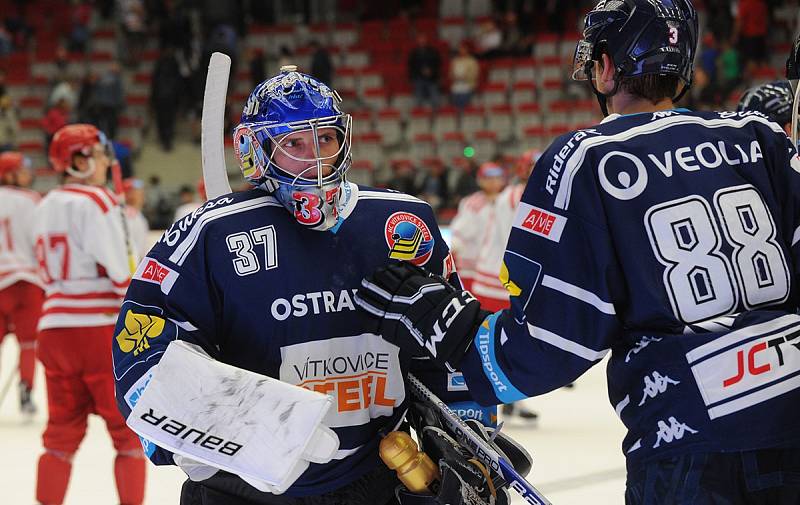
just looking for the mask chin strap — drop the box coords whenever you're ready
[65,157,96,180]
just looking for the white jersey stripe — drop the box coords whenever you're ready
[527,323,610,361]
[685,313,800,363]
[555,114,787,210]
[358,191,426,204]
[170,198,281,266]
[541,275,616,315]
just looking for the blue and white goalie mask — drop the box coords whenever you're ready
[233,65,353,231]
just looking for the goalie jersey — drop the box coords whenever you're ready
[457,109,800,467]
[112,183,488,496]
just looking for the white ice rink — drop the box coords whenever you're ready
[0,335,626,504]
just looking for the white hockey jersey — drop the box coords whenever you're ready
[125,206,150,260]
[0,186,42,291]
[470,184,525,305]
[33,183,131,330]
[449,191,492,292]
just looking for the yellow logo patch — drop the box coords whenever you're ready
[116,311,166,356]
[499,262,521,296]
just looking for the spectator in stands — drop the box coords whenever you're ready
[68,0,92,53]
[42,98,71,154]
[499,10,526,57]
[418,158,450,211]
[91,63,125,139]
[173,180,207,222]
[48,77,78,111]
[734,0,769,76]
[310,39,334,86]
[151,46,183,151]
[386,159,419,196]
[248,47,267,89]
[0,94,19,152]
[719,38,741,100]
[118,0,147,66]
[77,70,98,124]
[143,175,174,230]
[474,18,503,60]
[408,33,442,109]
[449,41,480,113]
[0,26,12,56]
[276,45,294,73]
[450,157,480,204]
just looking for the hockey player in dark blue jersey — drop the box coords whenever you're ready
[738,81,796,137]
[357,0,800,503]
[111,67,518,505]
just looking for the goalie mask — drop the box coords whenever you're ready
[234,65,353,231]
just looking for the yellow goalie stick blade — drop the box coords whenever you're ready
[202,52,233,199]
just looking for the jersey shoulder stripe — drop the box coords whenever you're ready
[166,193,282,266]
[57,185,117,213]
[0,186,41,203]
[552,112,788,211]
[358,188,429,206]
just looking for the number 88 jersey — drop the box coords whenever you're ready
[457,108,800,467]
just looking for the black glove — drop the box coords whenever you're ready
[355,262,490,371]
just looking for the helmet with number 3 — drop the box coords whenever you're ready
[233,65,353,231]
[572,0,698,115]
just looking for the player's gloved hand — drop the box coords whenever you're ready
[355,261,490,371]
[394,425,510,505]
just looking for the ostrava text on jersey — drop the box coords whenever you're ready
[112,183,476,497]
[457,108,800,468]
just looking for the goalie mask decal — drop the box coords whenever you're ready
[384,212,434,266]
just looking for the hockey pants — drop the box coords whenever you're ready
[35,325,145,505]
[626,446,800,504]
[0,281,43,387]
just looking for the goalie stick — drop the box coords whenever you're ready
[407,374,551,505]
[202,52,233,199]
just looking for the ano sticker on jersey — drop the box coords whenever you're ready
[384,211,434,266]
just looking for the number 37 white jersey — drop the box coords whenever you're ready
[33,183,130,330]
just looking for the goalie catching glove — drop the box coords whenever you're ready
[355,262,490,371]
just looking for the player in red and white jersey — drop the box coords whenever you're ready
[0,151,44,418]
[450,162,509,310]
[449,162,506,294]
[122,178,151,260]
[32,124,145,505]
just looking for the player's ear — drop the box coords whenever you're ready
[598,53,616,94]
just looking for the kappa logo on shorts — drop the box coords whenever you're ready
[133,257,179,294]
[116,310,166,357]
[384,212,434,266]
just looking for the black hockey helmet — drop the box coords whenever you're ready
[573,0,699,115]
[737,81,795,127]
[787,34,800,82]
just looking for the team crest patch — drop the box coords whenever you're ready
[384,212,434,266]
[115,310,166,357]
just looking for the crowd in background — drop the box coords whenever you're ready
[0,0,795,230]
